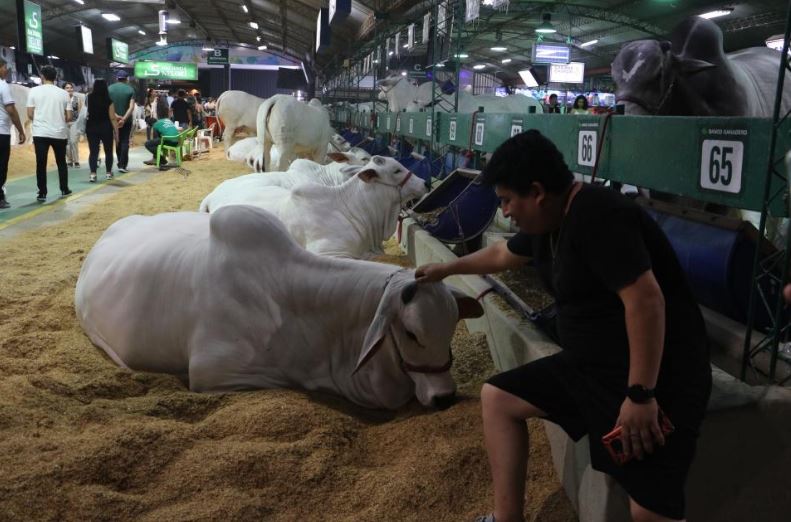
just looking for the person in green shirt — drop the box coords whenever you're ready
[143,96,180,171]
[107,71,136,173]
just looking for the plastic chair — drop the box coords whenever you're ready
[194,128,213,156]
[155,127,195,168]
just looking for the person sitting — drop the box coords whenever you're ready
[545,93,562,114]
[571,94,590,115]
[144,96,180,171]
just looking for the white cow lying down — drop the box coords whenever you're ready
[199,156,427,258]
[75,205,484,409]
[225,137,259,162]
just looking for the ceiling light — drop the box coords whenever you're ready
[766,35,789,52]
[156,37,167,46]
[454,53,469,58]
[138,30,146,35]
[580,39,598,48]
[258,44,267,50]
[501,58,512,63]
[490,46,507,52]
[435,62,445,67]
[167,19,181,25]
[249,21,259,29]
[202,42,214,51]
[402,44,408,48]
[241,4,248,13]
[10,46,15,50]
[388,51,394,56]
[48,55,59,59]
[535,13,556,34]
[73,0,84,4]
[256,35,261,42]
[400,71,407,76]
[101,13,121,22]
[698,9,734,19]
[473,64,486,69]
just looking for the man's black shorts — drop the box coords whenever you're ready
[487,353,706,520]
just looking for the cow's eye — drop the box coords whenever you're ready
[404,330,419,342]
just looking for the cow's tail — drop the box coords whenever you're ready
[198,196,211,213]
[215,91,228,130]
[258,96,279,172]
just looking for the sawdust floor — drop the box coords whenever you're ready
[7,132,149,182]
[0,147,576,522]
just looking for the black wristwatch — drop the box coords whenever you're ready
[627,384,656,404]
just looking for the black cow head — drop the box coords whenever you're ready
[612,18,724,115]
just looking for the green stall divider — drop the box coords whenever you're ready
[436,113,473,149]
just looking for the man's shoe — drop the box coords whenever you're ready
[106,172,114,180]
[118,167,129,173]
[61,189,73,197]
[89,173,97,183]
[143,160,156,166]
[0,199,9,209]
[74,162,80,168]
[36,194,46,202]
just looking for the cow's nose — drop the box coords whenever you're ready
[432,393,457,410]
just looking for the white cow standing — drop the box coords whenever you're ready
[9,83,31,145]
[75,205,484,409]
[216,90,266,151]
[200,156,427,258]
[254,94,332,172]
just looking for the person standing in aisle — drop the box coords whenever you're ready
[64,82,83,168]
[0,57,26,210]
[108,71,136,173]
[417,130,712,522]
[169,89,192,129]
[26,65,71,202]
[84,79,119,183]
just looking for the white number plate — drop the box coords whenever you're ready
[510,124,522,137]
[426,117,432,136]
[474,122,485,146]
[700,140,743,194]
[577,130,597,167]
[449,120,457,141]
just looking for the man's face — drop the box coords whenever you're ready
[65,84,73,95]
[495,184,553,235]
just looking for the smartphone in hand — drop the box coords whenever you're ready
[601,408,675,465]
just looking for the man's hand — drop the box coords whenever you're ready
[615,398,665,461]
[16,129,25,144]
[415,263,450,283]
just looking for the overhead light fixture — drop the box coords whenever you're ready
[167,18,181,25]
[101,13,121,22]
[400,71,407,76]
[501,58,512,63]
[388,51,394,56]
[258,44,267,50]
[48,55,59,59]
[490,46,507,52]
[202,41,214,51]
[580,39,598,48]
[10,46,15,50]
[373,59,380,64]
[473,64,486,69]
[156,37,167,46]
[435,62,445,67]
[766,35,789,52]
[249,21,259,29]
[138,30,146,35]
[256,35,261,42]
[454,53,469,58]
[402,44,408,48]
[241,3,248,13]
[698,9,734,19]
[535,13,556,34]
[73,0,84,4]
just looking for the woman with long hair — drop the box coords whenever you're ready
[84,79,119,182]
[143,88,157,141]
[64,82,83,168]
[571,94,590,115]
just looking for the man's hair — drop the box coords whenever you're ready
[40,65,57,81]
[177,89,186,97]
[549,93,558,100]
[481,129,574,196]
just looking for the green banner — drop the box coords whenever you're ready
[206,48,228,65]
[23,0,43,56]
[111,38,128,64]
[133,61,198,81]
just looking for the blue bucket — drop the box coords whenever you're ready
[410,168,499,243]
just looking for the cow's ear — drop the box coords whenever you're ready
[327,152,350,163]
[659,40,671,53]
[674,55,716,75]
[354,316,388,374]
[358,169,379,183]
[448,286,484,319]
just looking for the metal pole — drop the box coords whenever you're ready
[741,0,791,381]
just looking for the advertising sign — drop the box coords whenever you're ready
[207,48,229,65]
[109,38,129,64]
[134,61,198,81]
[549,61,585,83]
[532,44,570,64]
[79,25,93,54]
[316,8,330,52]
[23,0,43,56]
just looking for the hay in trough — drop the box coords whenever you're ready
[0,146,576,521]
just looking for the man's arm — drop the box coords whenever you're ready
[26,106,34,121]
[415,240,528,282]
[615,269,666,460]
[5,104,25,143]
[118,99,136,126]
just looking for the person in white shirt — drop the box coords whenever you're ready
[0,57,26,210]
[26,65,72,201]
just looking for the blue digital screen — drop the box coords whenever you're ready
[532,44,570,64]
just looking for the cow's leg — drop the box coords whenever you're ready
[222,126,236,151]
[275,143,295,172]
[311,146,325,164]
[263,139,274,172]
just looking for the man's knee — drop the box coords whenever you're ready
[481,383,546,420]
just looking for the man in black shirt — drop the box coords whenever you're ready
[169,89,192,128]
[416,130,711,522]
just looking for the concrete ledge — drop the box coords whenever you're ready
[400,217,791,522]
